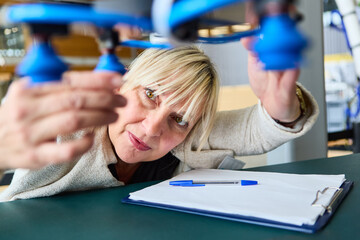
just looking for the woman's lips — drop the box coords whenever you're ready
[128,132,152,151]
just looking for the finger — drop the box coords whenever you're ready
[267,71,290,93]
[28,90,127,121]
[25,134,94,169]
[280,69,300,90]
[5,78,31,99]
[24,73,123,97]
[114,24,142,41]
[2,80,64,125]
[247,51,264,75]
[242,37,260,66]
[62,71,124,90]
[245,1,259,26]
[8,78,71,98]
[29,110,118,143]
[241,36,257,52]
[269,71,284,82]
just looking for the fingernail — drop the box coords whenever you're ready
[111,76,123,87]
[111,112,119,122]
[116,95,127,106]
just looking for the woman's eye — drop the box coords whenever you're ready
[174,116,188,127]
[145,88,156,101]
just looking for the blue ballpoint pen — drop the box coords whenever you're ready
[169,180,258,187]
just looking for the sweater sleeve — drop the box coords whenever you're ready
[172,84,319,169]
[0,127,122,202]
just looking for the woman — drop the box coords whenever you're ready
[0,43,318,201]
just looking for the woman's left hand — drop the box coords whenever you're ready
[241,37,301,123]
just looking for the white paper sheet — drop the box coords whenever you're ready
[129,169,345,226]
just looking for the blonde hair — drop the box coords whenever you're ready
[122,46,219,151]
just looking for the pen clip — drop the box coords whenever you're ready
[169,180,205,187]
[241,180,258,186]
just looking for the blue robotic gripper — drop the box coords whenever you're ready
[254,14,308,70]
[95,54,127,75]
[16,41,68,85]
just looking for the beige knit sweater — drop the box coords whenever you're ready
[0,86,318,201]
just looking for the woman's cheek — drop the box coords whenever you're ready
[164,134,188,150]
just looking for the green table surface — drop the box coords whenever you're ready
[1,154,360,240]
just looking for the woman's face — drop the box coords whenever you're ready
[108,86,200,164]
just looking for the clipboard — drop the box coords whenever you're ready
[122,180,353,233]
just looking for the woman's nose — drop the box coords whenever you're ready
[143,111,165,137]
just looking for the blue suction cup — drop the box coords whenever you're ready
[16,41,68,85]
[254,14,308,70]
[95,53,126,75]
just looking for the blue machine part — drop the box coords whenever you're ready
[121,40,171,49]
[6,3,153,30]
[6,3,152,82]
[8,0,309,84]
[16,42,68,85]
[95,53,127,75]
[153,0,254,44]
[345,83,360,130]
[6,1,260,48]
[330,9,360,125]
[329,10,352,54]
[169,0,245,28]
[157,0,308,70]
[254,14,308,70]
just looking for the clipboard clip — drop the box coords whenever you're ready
[311,187,343,214]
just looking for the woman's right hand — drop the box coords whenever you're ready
[0,71,126,169]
